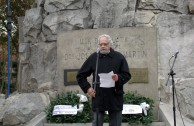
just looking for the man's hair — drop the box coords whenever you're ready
[98,34,113,45]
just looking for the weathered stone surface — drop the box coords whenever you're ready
[134,10,155,26]
[0,94,5,123]
[139,0,189,14]
[18,42,57,93]
[42,9,91,41]
[19,43,30,61]
[0,93,5,99]
[157,12,194,120]
[189,0,194,14]
[157,12,194,78]
[36,0,45,8]
[44,0,86,13]
[23,8,43,43]
[38,81,53,92]
[0,93,50,126]
[18,17,25,43]
[91,0,137,28]
[30,42,57,91]
[176,78,194,120]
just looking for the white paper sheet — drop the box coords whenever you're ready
[105,104,143,115]
[98,71,115,88]
[52,105,77,115]
[122,104,142,114]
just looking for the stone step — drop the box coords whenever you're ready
[44,122,166,126]
[25,112,166,126]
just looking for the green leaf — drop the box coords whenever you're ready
[45,91,154,125]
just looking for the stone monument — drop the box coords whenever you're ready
[57,27,158,118]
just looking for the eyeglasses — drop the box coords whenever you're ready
[99,43,109,46]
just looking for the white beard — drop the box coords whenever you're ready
[100,49,110,54]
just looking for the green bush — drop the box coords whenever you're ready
[45,91,92,123]
[45,91,154,125]
[122,92,154,125]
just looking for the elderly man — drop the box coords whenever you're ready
[76,34,131,126]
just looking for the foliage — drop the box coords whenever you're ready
[45,91,154,125]
[0,60,18,94]
[0,0,35,94]
[103,92,154,125]
[122,92,154,125]
[0,60,6,93]
[45,92,92,123]
[0,0,35,54]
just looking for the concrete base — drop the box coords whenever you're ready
[21,101,194,126]
[159,102,194,126]
[28,100,194,126]
[44,122,165,126]
[26,112,47,126]
[26,112,166,126]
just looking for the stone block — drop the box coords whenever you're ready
[57,27,159,119]
[189,1,194,14]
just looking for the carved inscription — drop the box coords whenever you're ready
[64,52,92,60]
[121,50,147,59]
[63,36,147,61]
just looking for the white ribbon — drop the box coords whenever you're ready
[52,94,88,116]
[140,102,150,116]
[77,94,88,102]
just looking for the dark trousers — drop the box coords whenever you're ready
[92,110,122,126]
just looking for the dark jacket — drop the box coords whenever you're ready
[76,48,131,111]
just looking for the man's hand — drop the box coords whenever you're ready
[112,74,118,81]
[87,87,95,97]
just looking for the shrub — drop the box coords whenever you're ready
[45,91,154,125]
[122,92,154,125]
[45,91,92,123]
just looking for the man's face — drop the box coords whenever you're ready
[98,37,111,54]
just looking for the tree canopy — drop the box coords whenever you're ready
[0,0,35,55]
[0,0,35,94]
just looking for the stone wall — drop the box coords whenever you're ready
[18,0,194,121]
[57,27,157,97]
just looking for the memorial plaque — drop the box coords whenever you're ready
[64,68,148,85]
[128,68,148,83]
[64,69,79,85]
